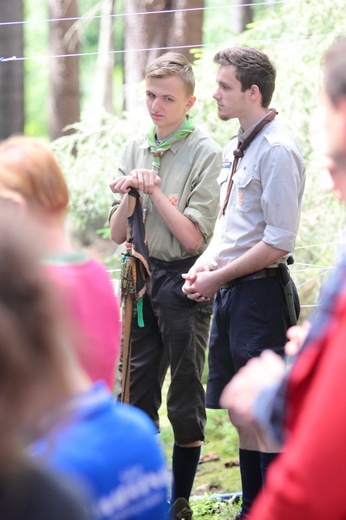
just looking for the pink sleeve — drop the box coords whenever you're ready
[46,260,121,391]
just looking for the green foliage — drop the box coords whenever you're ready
[51,112,146,242]
[191,495,241,520]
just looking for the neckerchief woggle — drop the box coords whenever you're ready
[147,115,195,174]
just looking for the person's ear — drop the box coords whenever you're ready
[249,84,261,101]
[0,191,27,212]
[185,95,196,112]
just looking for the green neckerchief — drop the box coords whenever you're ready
[147,116,195,174]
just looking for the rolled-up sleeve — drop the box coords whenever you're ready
[261,145,305,251]
[183,147,223,240]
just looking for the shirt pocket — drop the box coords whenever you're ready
[232,168,254,213]
[217,161,232,186]
[218,161,232,204]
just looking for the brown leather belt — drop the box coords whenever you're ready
[221,268,279,289]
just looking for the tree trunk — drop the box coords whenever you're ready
[48,0,80,140]
[124,1,170,115]
[233,0,253,34]
[124,0,204,114]
[94,0,116,124]
[0,0,24,140]
[167,0,204,63]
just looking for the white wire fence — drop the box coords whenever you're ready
[106,239,343,321]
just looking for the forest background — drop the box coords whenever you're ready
[1,1,346,517]
[1,0,346,311]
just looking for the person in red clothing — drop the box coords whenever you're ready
[0,136,121,391]
[220,36,346,519]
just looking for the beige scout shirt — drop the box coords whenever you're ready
[110,127,222,262]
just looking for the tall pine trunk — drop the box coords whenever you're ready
[233,0,253,34]
[124,0,204,115]
[48,0,80,140]
[0,0,24,140]
[93,0,116,126]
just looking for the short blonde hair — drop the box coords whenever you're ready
[0,136,69,214]
[146,52,195,97]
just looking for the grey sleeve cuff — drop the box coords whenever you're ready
[253,383,282,440]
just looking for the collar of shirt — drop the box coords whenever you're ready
[238,111,273,144]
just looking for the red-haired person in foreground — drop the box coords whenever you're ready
[0,206,169,520]
[0,211,91,520]
[0,136,120,391]
[220,36,346,520]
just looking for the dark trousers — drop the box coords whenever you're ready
[206,274,299,408]
[119,256,213,445]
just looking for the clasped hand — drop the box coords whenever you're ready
[110,169,161,195]
[182,265,220,302]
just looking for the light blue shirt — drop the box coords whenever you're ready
[209,117,305,268]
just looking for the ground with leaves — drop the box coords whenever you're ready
[191,494,242,519]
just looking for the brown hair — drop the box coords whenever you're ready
[214,46,276,108]
[146,52,195,97]
[0,136,69,215]
[324,37,346,107]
